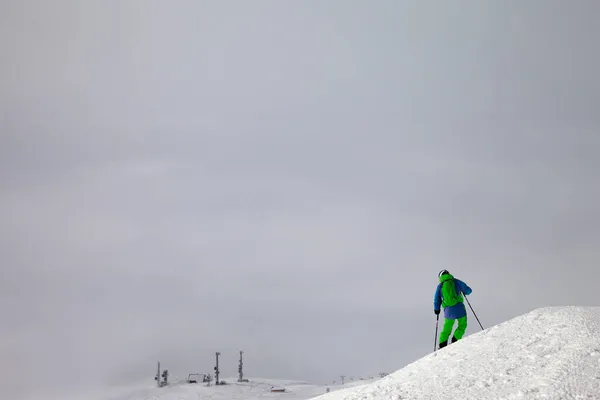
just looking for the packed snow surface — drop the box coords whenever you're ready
[313,306,600,400]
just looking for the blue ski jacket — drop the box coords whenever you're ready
[434,278,472,320]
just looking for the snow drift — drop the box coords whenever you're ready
[313,306,600,400]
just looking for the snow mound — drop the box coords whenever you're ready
[312,306,600,400]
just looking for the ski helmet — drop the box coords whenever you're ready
[438,269,450,277]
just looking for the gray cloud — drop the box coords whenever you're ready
[1,1,600,398]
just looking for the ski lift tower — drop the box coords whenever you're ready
[214,352,221,385]
[238,350,247,382]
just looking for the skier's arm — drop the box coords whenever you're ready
[457,280,472,296]
[433,284,442,312]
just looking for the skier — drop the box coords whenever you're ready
[434,270,472,349]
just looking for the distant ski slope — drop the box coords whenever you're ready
[312,306,600,400]
[54,376,379,400]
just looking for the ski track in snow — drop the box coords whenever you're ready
[313,306,600,400]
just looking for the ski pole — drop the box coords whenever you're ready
[464,295,484,330]
[433,313,439,352]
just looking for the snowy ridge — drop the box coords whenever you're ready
[47,307,600,400]
[61,376,380,400]
[312,306,600,400]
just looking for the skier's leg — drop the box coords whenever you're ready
[452,316,468,341]
[439,318,455,347]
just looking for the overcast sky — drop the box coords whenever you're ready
[1,1,600,399]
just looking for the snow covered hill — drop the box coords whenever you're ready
[54,377,379,400]
[45,306,600,400]
[312,306,600,400]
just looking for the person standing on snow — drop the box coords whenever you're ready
[434,270,472,349]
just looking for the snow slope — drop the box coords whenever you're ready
[55,377,379,400]
[312,306,600,400]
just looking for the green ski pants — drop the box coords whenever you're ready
[439,315,467,343]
